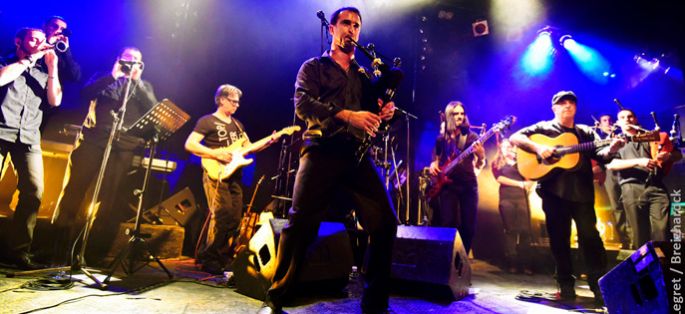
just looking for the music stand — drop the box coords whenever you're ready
[103,99,189,284]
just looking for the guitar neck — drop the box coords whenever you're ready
[443,128,497,174]
[559,137,616,155]
[243,131,284,154]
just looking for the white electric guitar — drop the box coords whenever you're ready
[201,125,300,180]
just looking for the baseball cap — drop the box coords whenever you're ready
[551,91,577,105]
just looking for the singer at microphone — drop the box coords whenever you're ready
[53,46,158,259]
[261,7,397,314]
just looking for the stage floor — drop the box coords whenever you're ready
[0,257,607,314]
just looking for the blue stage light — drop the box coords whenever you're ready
[520,31,554,76]
[563,39,611,83]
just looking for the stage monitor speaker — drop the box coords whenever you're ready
[390,225,471,300]
[145,187,197,226]
[233,218,353,301]
[107,223,185,259]
[599,241,671,313]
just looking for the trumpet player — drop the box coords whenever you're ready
[0,27,62,270]
[42,16,81,83]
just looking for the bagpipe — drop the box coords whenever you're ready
[348,38,404,163]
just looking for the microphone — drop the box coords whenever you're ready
[316,10,329,26]
[670,114,681,147]
[118,60,144,74]
[118,60,143,66]
[650,111,661,131]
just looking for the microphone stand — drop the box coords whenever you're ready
[317,11,329,55]
[272,105,298,218]
[393,107,418,224]
[73,74,134,289]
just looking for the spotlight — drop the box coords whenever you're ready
[472,20,489,37]
[559,35,574,48]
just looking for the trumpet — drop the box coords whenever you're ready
[40,40,68,53]
[51,40,68,53]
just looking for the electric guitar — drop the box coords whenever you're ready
[230,175,266,258]
[516,130,660,181]
[426,115,516,201]
[202,125,300,181]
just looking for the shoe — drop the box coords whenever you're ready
[257,301,283,314]
[362,302,393,314]
[2,253,46,270]
[362,307,393,314]
[558,285,576,301]
[200,259,224,275]
[590,286,604,307]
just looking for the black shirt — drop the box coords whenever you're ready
[492,162,528,203]
[0,54,49,145]
[294,51,376,141]
[433,131,479,184]
[192,114,246,149]
[193,114,246,179]
[614,141,655,185]
[514,120,605,202]
[80,72,157,143]
[38,48,81,83]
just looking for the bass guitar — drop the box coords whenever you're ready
[427,115,516,201]
[202,125,300,181]
[516,130,660,181]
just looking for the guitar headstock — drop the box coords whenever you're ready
[280,125,302,136]
[493,115,517,133]
[629,130,660,143]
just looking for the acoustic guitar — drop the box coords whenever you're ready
[202,125,300,181]
[516,131,659,181]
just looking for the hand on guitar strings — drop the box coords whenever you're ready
[212,149,233,163]
[428,160,441,176]
[472,141,485,168]
[268,130,279,145]
[535,144,557,160]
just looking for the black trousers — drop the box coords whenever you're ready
[52,137,138,261]
[0,140,43,256]
[267,139,398,311]
[499,196,533,269]
[604,169,631,248]
[432,183,478,254]
[620,182,670,248]
[540,192,607,289]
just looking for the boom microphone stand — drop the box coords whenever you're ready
[395,107,418,224]
[70,72,136,289]
[103,99,189,283]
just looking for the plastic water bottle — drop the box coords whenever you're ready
[348,266,362,298]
